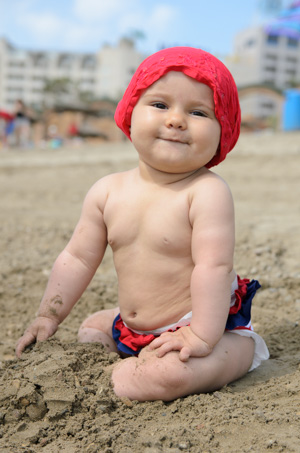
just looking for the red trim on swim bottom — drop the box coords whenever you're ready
[112,315,156,354]
[229,276,249,314]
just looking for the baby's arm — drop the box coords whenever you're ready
[150,175,235,361]
[16,178,109,357]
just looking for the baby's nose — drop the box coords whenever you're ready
[165,110,186,129]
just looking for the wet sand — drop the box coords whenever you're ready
[0,132,300,452]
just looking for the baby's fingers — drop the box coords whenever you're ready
[36,325,53,342]
[148,333,173,350]
[152,339,184,358]
[16,332,36,358]
[178,346,192,362]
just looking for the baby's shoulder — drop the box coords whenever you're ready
[188,169,233,211]
[83,169,134,208]
[191,168,230,193]
[91,169,135,191]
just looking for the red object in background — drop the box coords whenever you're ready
[0,110,14,121]
[68,123,78,136]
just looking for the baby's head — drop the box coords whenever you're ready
[115,47,241,169]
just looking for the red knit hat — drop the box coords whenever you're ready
[114,47,241,169]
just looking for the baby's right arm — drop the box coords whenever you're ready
[16,178,109,357]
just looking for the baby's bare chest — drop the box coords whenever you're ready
[103,189,192,254]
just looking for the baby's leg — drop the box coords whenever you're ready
[78,307,119,353]
[112,332,254,401]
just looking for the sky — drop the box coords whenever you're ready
[0,0,292,58]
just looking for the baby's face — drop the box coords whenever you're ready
[130,71,221,174]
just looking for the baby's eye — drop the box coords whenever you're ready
[191,110,207,117]
[152,102,167,110]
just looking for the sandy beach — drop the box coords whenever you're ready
[0,131,300,452]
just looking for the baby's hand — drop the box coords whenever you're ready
[16,317,59,358]
[148,326,212,362]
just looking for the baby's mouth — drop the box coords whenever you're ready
[159,136,189,145]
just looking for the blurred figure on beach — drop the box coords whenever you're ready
[0,109,14,149]
[0,117,7,148]
[13,100,31,148]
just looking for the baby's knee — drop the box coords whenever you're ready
[78,312,97,333]
[78,326,98,342]
[112,351,191,401]
[77,317,97,341]
[78,308,118,333]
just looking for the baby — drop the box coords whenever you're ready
[16,47,269,401]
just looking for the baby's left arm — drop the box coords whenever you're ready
[150,174,235,361]
[189,174,235,348]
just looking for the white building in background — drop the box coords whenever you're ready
[0,37,144,112]
[96,39,145,100]
[228,26,300,89]
[226,9,300,122]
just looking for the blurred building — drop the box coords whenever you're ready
[226,1,300,127]
[96,39,144,100]
[0,37,144,112]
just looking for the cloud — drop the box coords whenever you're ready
[148,4,177,31]
[13,5,101,51]
[73,0,137,22]
[61,25,105,51]
[6,0,179,53]
[118,4,178,41]
[18,11,64,40]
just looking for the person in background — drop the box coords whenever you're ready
[13,99,31,148]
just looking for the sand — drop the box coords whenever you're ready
[0,132,300,452]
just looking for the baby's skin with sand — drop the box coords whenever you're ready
[16,47,269,401]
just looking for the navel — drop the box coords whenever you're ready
[129,312,137,319]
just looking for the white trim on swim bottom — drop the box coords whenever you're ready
[229,328,270,372]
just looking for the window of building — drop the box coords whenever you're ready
[81,56,96,69]
[266,35,279,45]
[33,54,48,68]
[7,86,23,93]
[58,55,73,69]
[287,37,298,48]
[286,68,297,77]
[245,38,256,47]
[265,53,277,61]
[8,60,25,67]
[264,66,277,72]
[32,76,46,81]
[286,56,297,63]
[8,74,24,80]
[263,78,276,85]
[261,102,274,109]
[80,78,95,84]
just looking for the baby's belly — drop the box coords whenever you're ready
[117,273,193,331]
[117,267,236,331]
[121,300,192,332]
